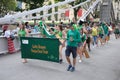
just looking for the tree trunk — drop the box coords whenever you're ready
[74,8,78,21]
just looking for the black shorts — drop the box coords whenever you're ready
[99,34,104,38]
[65,46,77,58]
[86,37,91,43]
[77,42,83,47]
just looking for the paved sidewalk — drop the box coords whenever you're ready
[0,35,120,80]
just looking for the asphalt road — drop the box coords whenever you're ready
[0,35,120,80]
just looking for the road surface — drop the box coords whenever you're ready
[0,35,120,80]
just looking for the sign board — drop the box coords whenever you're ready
[20,37,59,63]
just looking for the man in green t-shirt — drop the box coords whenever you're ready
[65,23,81,72]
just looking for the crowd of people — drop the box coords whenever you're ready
[1,20,120,72]
[45,21,120,72]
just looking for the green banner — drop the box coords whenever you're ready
[20,37,59,63]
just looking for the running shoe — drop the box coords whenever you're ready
[59,59,63,64]
[67,65,72,71]
[70,67,75,72]
[78,59,82,63]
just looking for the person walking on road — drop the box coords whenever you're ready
[81,28,90,59]
[114,26,120,39]
[18,23,29,63]
[101,22,109,43]
[97,24,104,45]
[65,23,81,72]
[55,25,66,64]
[85,22,92,51]
[91,23,98,47]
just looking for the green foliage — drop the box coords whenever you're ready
[17,0,44,10]
[17,0,45,19]
[54,0,64,3]
[0,0,16,16]
[15,7,23,12]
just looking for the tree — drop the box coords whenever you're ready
[17,0,45,17]
[17,0,45,10]
[0,0,16,17]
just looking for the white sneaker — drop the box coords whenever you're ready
[95,45,97,47]
[78,59,82,63]
[92,46,95,48]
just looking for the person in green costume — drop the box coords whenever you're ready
[80,28,90,59]
[114,26,120,39]
[18,23,29,63]
[97,24,104,45]
[101,22,109,43]
[65,23,81,72]
[39,21,55,38]
[104,23,109,43]
[73,24,83,63]
[55,24,66,64]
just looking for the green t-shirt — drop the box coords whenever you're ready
[98,26,104,34]
[101,23,108,35]
[58,31,62,38]
[81,33,86,42]
[54,30,62,38]
[67,29,81,47]
[104,25,109,35]
[18,29,26,37]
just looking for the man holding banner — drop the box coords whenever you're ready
[65,23,81,72]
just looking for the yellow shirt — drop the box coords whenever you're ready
[92,27,98,36]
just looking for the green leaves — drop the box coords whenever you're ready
[0,0,16,16]
[17,0,44,10]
